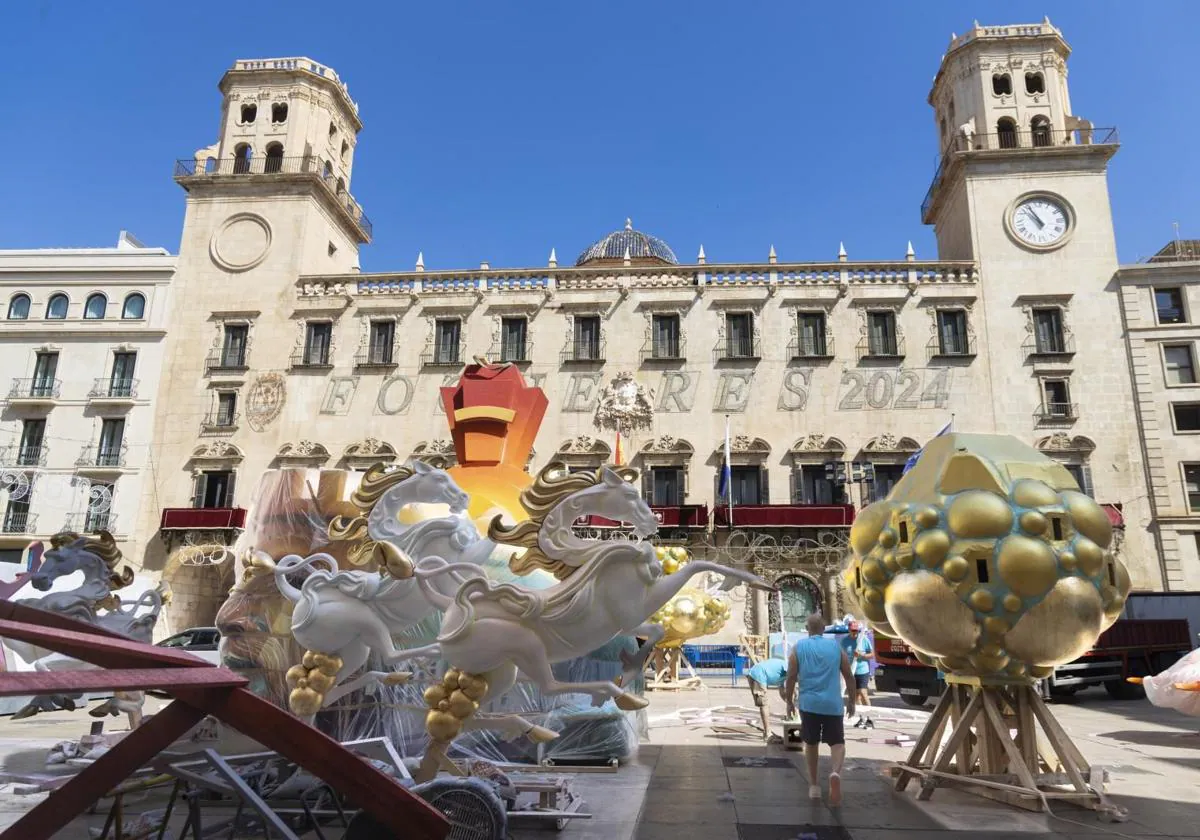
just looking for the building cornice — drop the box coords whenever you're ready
[1116,261,1200,280]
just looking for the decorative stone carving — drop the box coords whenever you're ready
[412,440,457,468]
[1035,433,1096,454]
[789,435,846,455]
[276,441,331,468]
[246,372,286,433]
[640,436,694,456]
[559,435,611,456]
[593,372,655,434]
[342,438,397,469]
[862,434,920,453]
[191,441,245,462]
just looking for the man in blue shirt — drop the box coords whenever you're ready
[782,614,855,806]
[848,620,875,728]
[745,656,787,743]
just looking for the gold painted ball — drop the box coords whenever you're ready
[947,491,1013,538]
[913,529,951,566]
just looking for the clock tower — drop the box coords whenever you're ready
[923,21,1162,588]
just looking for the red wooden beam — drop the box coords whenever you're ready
[0,667,247,697]
[0,600,128,640]
[0,618,211,671]
[2,699,208,840]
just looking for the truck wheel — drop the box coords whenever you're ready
[900,694,929,708]
[1104,679,1144,700]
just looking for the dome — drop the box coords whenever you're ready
[575,219,678,267]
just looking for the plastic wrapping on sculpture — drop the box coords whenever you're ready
[841,433,1133,681]
[1141,648,1200,717]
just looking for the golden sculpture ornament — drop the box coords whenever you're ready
[646,546,733,648]
[841,433,1132,681]
[423,668,489,743]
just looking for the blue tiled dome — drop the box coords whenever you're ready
[575,219,678,266]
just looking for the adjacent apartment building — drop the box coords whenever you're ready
[0,233,175,566]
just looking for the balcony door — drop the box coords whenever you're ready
[223,324,249,367]
[110,352,137,396]
[649,467,684,506]
[194,470,236,509]
[729,465,763,506]
[84,482,114,532]
[98,419,125,465]
[32,352,58,395]
[18,419,45,466]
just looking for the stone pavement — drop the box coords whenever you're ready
[0,680,1197,838]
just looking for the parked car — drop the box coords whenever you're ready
[156,627,221,665]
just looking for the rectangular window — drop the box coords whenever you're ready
[867,312,898,356]
[651,314,681,359]
[1063,463,1092,497]
[216,393,237,427]
[110,352,137,396]
[936,309,969,355]
[304,322,332,366]
[18,419,45,467]
[98,419,125,465]
[3,492,31,533]
[434,319,462,365]
[796,312,827,357]
[573,316,601,360]
[32,352,58,396]
[222,324,248,367]
[1164,344,1197,385]
[729,465,762,505]
[84,483,114,532]
[195,470,235,509]
[1173,403,1200,433]
[794,464,845,505]
[1042,379,1072,416]
[500,317,528,362]
[1185,464,1200,512]
[368,320,395,365]
[1032,307,1066,353]
[725,313,754,358]
[871,464,905,503]
[650,467,684,506]
[1155,287,1187,325]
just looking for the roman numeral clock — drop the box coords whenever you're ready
[1005,192,1074,251]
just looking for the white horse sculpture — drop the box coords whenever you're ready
[4,532,164,727]
[276,461,500,715]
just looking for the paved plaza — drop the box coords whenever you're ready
[0,682,1197,838]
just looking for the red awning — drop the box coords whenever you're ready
[1102,503,1124,529]
[160,508,247,530]
[577,505,710,529]
[712,504,856,529]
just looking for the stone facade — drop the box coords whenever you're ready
[0,233,175,565]
[140,26,1165,630]
[1117,245,1200,589]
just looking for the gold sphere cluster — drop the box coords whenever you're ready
[286,651,344,716]
[843,473,1132,682]
[649,546,733,648]
[424,668,489,742]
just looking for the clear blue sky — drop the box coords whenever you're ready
[3,1,1197,269]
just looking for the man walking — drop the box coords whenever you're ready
[744,655,787,743]
[782,614,855,805]
[848,620,875,728]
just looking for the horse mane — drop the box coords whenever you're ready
[51,530,133,590]
[327,462,417,567]
[489,461,637,581]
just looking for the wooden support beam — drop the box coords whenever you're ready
[0,667,247,697]
[0,618,210,671]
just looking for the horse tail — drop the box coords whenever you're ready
[438,578,492,644]
[273,553,338,603]
[412,558,457,612]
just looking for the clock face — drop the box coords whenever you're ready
[1011,197,1069,248]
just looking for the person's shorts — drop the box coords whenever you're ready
[800,711,844,746]
[747,678,767,707]
[854,673,870,691]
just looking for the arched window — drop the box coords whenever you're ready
[997,117,1018,149]
[7,294,30,320]
[940,116,947,140]
[271,103,288,123]
[328,122,337,140]
[240,103,257,124]
[264,142,284,174]
[322,160,333,180]
[84,293,107,320]
[45,293,68,319]
[233,143,252,174]
[1025,72,1045,95]
[341,140,350,161]
[122,292,146,320]
[1030,116,1052,147]
[336,177,346,195]
[992,73,1012,96]
[204,156,217,173]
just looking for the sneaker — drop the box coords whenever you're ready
[828,772,842,807]
[808,784,822,800]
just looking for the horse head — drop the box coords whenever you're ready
[567,467,659,539]
[409,461,470,514]
[32,530,126,594]
[31,537,90,591]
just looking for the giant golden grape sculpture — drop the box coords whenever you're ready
[842,433,1132,681]
[647,546,732,647]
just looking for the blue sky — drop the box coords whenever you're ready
[3,2,1197,269]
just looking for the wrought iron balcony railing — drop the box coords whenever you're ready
[1022,330,1076,359]
[489,340,534,364]
[65,511,117,534]
[9,378,61,399]
[205,345,251,374]
[420,343,467,368]
[561,339,606,364]
[1,511,37,535]
[855,336,906,361]
[788,332,835,360]
[290,347,334,369]
[88,378,139,399]
[926,334,977,359]
[201,410,240,431]
[353,348,399,369]
[76,445,128,469]
[640,337,687,362]
[713,339,759,363]
[0,445,47,467]
[174,156,373,240]
[1035,402,1079,423]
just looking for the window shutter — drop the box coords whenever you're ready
[191,473,207,509]
[1080,464,1094,499]
[224,472,238,508]
[641,466,653,503]
[790,469,800,504]
[673,467,685,505]
[760,465,770,505]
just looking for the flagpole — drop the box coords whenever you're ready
[725,414,734,532]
